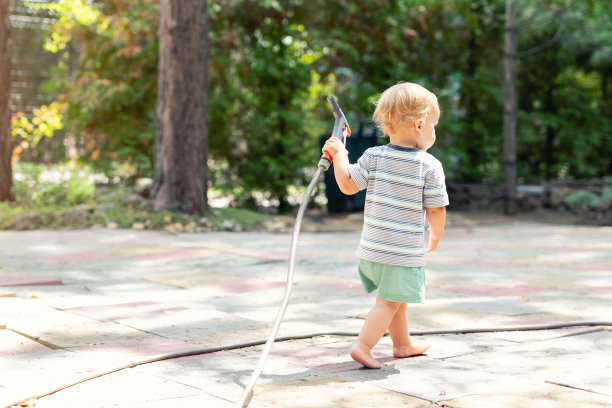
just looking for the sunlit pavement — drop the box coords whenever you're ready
[1,213,611,407]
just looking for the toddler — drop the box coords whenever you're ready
[322,82,449,368]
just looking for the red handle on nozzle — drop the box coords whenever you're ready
[319,150,334,170]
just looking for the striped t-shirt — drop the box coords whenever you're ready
[347,144,449,267]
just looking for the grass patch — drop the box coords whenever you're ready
[2,163,271,232]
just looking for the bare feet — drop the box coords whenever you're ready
[393,343,430,358]
[350,342,382,369]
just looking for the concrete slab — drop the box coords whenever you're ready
[64,301,188,322]
[145,352,322,403]
[117,308,260,339]
[0,274,62,287]
[446,297,545,315]
[445,382,612,408]
[338,356,531,402]
[254,373,428,408]
[0,329,51,355]
[33,368,204,408]
[191,278,286,294]
[43,251,121,263]
[133,247,222,263]
[145,270,234,288]
[442,283,554,297]
[445,331,612,396]
[1,223,611,408]
[12,321,161,348]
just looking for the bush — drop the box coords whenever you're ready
[563,190,601,212]
[12,162,95,207]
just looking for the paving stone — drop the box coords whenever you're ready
[117,308,261,339]
[570,285,612,295]
[192,278,286,294]
[0,274,62,287]
[220,248,291,262]
[272,341,393,374]
[0,349,113,401]
[65,301,188,322]
[34,368,204,408]
[184,325,274,348]
[311,280,364,295]
[445,297,545,316]
[108,393,235,408]
[214,262,289,279]
[445,331,612,396]
[12,320,160,349]
[173,253,265,273]
[33,291,124,310]
[142,352,322,403]
[84,280,179,297]
[133,247,222,263]
[67,337,206,359]
[43,251,121,263]
[253,373,428,408]
[145,270,234,288]
[470,325,604,343]
[2,297,97,331]
[338,356,532,402]
[294,258,357,278]
[445,383,612,408]
[0,329,51,355]
[442,283,554,297]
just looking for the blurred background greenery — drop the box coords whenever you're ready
[3,0,612,228]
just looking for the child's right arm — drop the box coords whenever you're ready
[425,206,446,253]
[322,138,359,195]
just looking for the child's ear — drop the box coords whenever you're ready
[414,118,424,134]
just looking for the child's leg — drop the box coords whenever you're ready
[388,303,430,358]
[350,298,402,368]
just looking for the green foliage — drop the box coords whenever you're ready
[12,162,95,207]
[27,0,612,210]
[32,0,159,176]
[563,190,601,211]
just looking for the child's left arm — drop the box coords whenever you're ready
[424,206,446,253]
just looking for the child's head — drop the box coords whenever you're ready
[373,82,439,138]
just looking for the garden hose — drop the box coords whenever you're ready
[237,96,352,407]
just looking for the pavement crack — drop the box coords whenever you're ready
[545,380,609,396]
[9,328,61,350]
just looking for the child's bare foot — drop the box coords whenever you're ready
[350,342,382,369]
[393,344,430,358]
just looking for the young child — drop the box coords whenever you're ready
[322,82,448,369]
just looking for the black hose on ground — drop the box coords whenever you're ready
[6,320,611,408]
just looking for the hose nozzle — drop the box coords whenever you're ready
[319,96,351,170]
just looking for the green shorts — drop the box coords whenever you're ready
[358,259,426,303]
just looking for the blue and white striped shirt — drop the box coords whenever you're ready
[348,144,449,267]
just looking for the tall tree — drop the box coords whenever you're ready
[503,0,518,214]
[0,0,11,201]
[151,0,209,213]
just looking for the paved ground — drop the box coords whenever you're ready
[1,212,611,408]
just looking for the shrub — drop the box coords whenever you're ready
[12,162,95,207]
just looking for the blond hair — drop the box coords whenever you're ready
[373,82,439,135]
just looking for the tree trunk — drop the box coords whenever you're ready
[503,0,518,214]
[152,0,209,213]
[0,0,12,201]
